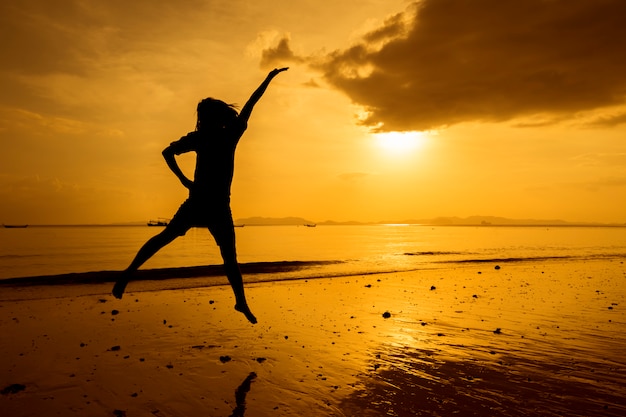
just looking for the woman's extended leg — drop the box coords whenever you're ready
[112,226,181,299]
[211,221,257,324]
[223,258,257,324]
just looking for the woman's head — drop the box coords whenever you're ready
[196,98,238,131]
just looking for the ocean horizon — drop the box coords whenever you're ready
[5,214,626,227]
[2,224,625,287]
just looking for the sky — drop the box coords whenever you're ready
[1,0,626,224]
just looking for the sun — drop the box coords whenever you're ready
[374,131,426,153]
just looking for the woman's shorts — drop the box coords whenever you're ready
[167,199,235,250]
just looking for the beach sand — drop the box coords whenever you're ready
[1,259,625,416]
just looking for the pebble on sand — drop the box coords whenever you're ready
[1,383,26,395]
[382,311,391,319]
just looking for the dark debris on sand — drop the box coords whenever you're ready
[1,383,26,395]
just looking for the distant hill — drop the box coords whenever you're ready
[234,215,623,227]
[411,216,572,226]
[234,216,316,226]
[381,216,620,226]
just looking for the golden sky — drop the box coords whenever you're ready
[1,0,626,224]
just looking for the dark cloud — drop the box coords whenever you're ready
[260,37,304,69]
[0,1,97,75]
[0,0,214,76]
[314,0,626,131]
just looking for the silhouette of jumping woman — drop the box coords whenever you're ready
[112,67,289,324]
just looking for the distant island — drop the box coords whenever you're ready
[15,216,624,227]
[234,215,625,227]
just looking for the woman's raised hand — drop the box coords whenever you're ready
[269,67,289,77]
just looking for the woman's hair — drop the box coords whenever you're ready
[196,98,239,131]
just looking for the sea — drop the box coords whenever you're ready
[1,224,626,286]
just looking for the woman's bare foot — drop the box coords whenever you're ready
[112,278,128,299]
[235,303,257,324]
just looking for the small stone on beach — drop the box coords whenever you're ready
[382,311,391,319]
[219,355,232,363]
[1,383,26,395]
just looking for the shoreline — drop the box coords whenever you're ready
[1,259,625,416]
[0,260,344,287]
[2,251,624,288]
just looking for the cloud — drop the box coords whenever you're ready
[0,0,216,75]
[0,173,139,224]
[572,152,626,168]
[260,36,305,69]
[311,0,626,132]
[0,106,125,139]
[585,112,626,128]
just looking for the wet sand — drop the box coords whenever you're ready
[1,259,625,416]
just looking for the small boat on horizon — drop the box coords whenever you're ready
[304,223,317,228]
[2,224,29,228]
[147,218,169,227]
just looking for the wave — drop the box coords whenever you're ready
[0,253,46,259]
[0,260,344,287]
[434,253,626,264]
[404,251,467,256]
[2,253,624,290]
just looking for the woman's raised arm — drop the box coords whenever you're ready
[238,67,288,124]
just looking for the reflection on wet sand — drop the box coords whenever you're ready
[340,344,625,416]
[229,372,256,417]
